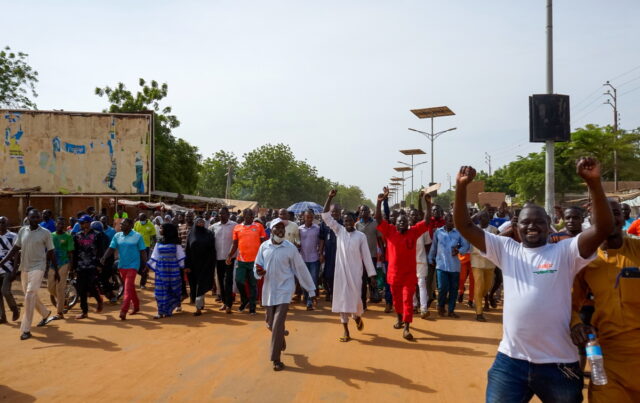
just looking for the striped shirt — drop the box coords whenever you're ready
[0,231,17,273]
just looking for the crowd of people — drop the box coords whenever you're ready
[0,156,638,402]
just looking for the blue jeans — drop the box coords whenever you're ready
[436,269,459,312]
[487,352,583,403]
[304,261,319,307]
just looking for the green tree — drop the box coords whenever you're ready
[95,78,201,194]
[232,143,333,207]
[560,124,640,181]
[0,46,39,109]
[477,124,640,203]
[196,150,238,198]
[333,184,371,211]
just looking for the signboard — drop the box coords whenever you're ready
[466,181,485,203]
[424,183,441,194]
[478,192,506,208]
[1,110,152,194]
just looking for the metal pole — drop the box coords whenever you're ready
[544,0,555,215]
[402,172,405,204]
[411,154,414,207]
[430,117,435,184]
[613,87,618,192]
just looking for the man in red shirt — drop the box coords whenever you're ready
[226,209,267,315]
[376,187,432,340]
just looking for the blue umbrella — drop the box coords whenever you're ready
[287,201,324,214]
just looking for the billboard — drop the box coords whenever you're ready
[1,110,152,195]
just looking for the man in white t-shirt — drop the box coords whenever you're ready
[453,157,613,403]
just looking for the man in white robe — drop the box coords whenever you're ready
[322,189,376,342]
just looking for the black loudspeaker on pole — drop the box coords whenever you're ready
[529,94,571,143]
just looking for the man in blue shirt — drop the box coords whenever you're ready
[428,213,470,317]
[100,216,116,241]
[39,209,56,233]
[100,218,147,320]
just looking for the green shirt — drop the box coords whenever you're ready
[52,232,74,266]
[133,221,156,248]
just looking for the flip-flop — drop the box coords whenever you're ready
[339,336,351,342]
[356,318,364,331]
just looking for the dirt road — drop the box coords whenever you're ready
[1,282,504,402]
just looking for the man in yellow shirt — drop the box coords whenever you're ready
[571,200,640,402]
[133,213,156,289]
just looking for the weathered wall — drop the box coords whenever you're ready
[1,110,151,194]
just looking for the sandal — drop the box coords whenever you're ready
[153,314,166,319]
[273,361,285,371]
[393,321,404,329]
[403,329,414,341]
[356,317,364,331]
[339,336,351,342]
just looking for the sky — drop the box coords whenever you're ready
[5,1,640,203]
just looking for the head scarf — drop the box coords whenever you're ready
[160,223,180,245]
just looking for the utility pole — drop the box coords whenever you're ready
[225,164,233,200]
[544,0,555,216]
[484,152,492,176]
[604,81,619,192]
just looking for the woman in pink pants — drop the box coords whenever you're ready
[101,218,147,320]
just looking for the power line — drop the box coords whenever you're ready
[617,74,640,88]
[620,85,640,96]
[571,86,604,110]
[572,101,605,126]
[609,64,640,82]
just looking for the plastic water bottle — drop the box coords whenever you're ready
[586,333,608,386]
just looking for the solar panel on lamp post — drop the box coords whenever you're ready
[409,106,456,187]
[393,166,412,206]
[399,149,426,208]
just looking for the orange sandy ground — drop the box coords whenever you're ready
[0,276,558,402]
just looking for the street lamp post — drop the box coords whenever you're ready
[409,106,456,186]
[393,167,412,205]
[398,151,427,208]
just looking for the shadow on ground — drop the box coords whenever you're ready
[285,353,436,393]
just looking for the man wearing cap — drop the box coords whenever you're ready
[73,215,105,319]
[254,218,317,371]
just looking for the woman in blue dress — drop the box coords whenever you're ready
[147,224,184,318]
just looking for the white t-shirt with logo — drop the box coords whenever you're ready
[482,232,595,363]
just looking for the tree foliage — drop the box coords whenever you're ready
[198,144,370,209]
[0,46,39,109]
[333,184,372,211]
[480,125,640,203]
[95,78,201,194]
[231,143,332,207]
[196,150,238,198]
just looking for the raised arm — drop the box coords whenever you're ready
[375,187,389,223]
[575,157,614,258]
[323,189,337,213]
[453,166,486,253]
[422,192,432,224]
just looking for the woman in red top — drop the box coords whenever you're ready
[375,187,432,341]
